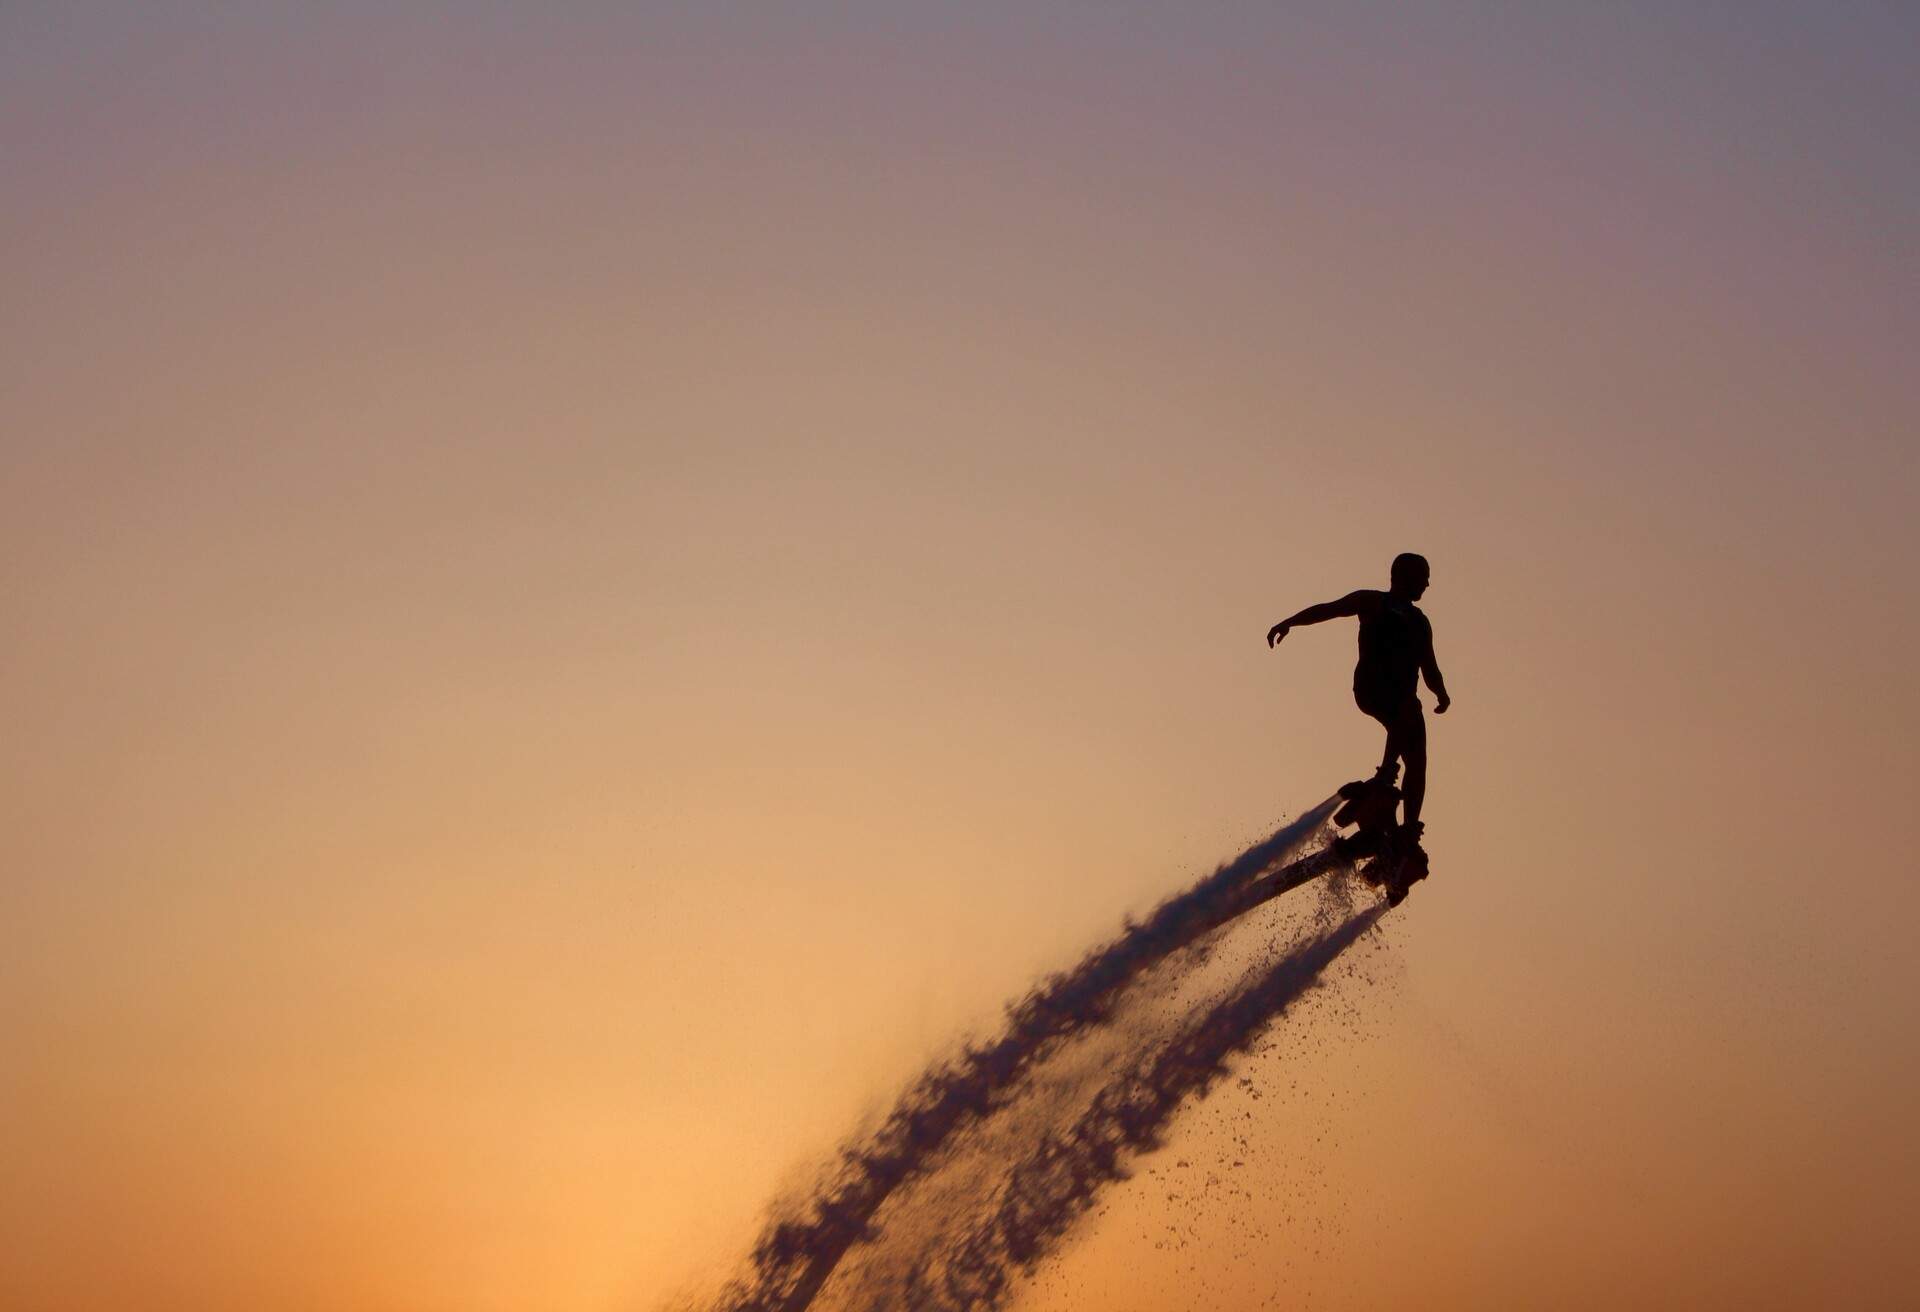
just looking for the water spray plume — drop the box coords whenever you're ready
[711,796,1377,1312]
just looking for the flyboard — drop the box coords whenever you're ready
[1328,772,1428,906]
[1205,774,1429,932]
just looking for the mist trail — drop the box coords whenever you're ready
[714,801,1341,1312]
[889,901,1385,1311]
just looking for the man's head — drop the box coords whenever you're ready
[1390,552,1430,600]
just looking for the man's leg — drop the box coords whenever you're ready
[1375,729,1398,780]
[1387,701,1427,828]
[1357,687,1400,784]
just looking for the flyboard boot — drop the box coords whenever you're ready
[1382,821,1429,907]
[1331,766,1430,907]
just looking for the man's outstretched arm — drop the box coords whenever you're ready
[1267,591,1370,647]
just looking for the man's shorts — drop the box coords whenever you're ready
[1354,680,1419,725]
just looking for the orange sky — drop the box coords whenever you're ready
[4,5,1917,1310]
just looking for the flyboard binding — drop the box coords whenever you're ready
[1331,773,1429,907]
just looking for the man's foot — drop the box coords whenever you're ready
[1371,762,1399,786]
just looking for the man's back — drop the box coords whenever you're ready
[1353,590,1430,694]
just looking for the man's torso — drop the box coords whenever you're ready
[1354,592,1429,694]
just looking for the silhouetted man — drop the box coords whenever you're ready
[1267,553,1449,837]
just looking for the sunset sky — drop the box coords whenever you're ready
[4,4,1917,1309]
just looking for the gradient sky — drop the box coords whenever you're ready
[4,4,1917,1310]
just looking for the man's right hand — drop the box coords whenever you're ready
[1266,623,1290,648]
